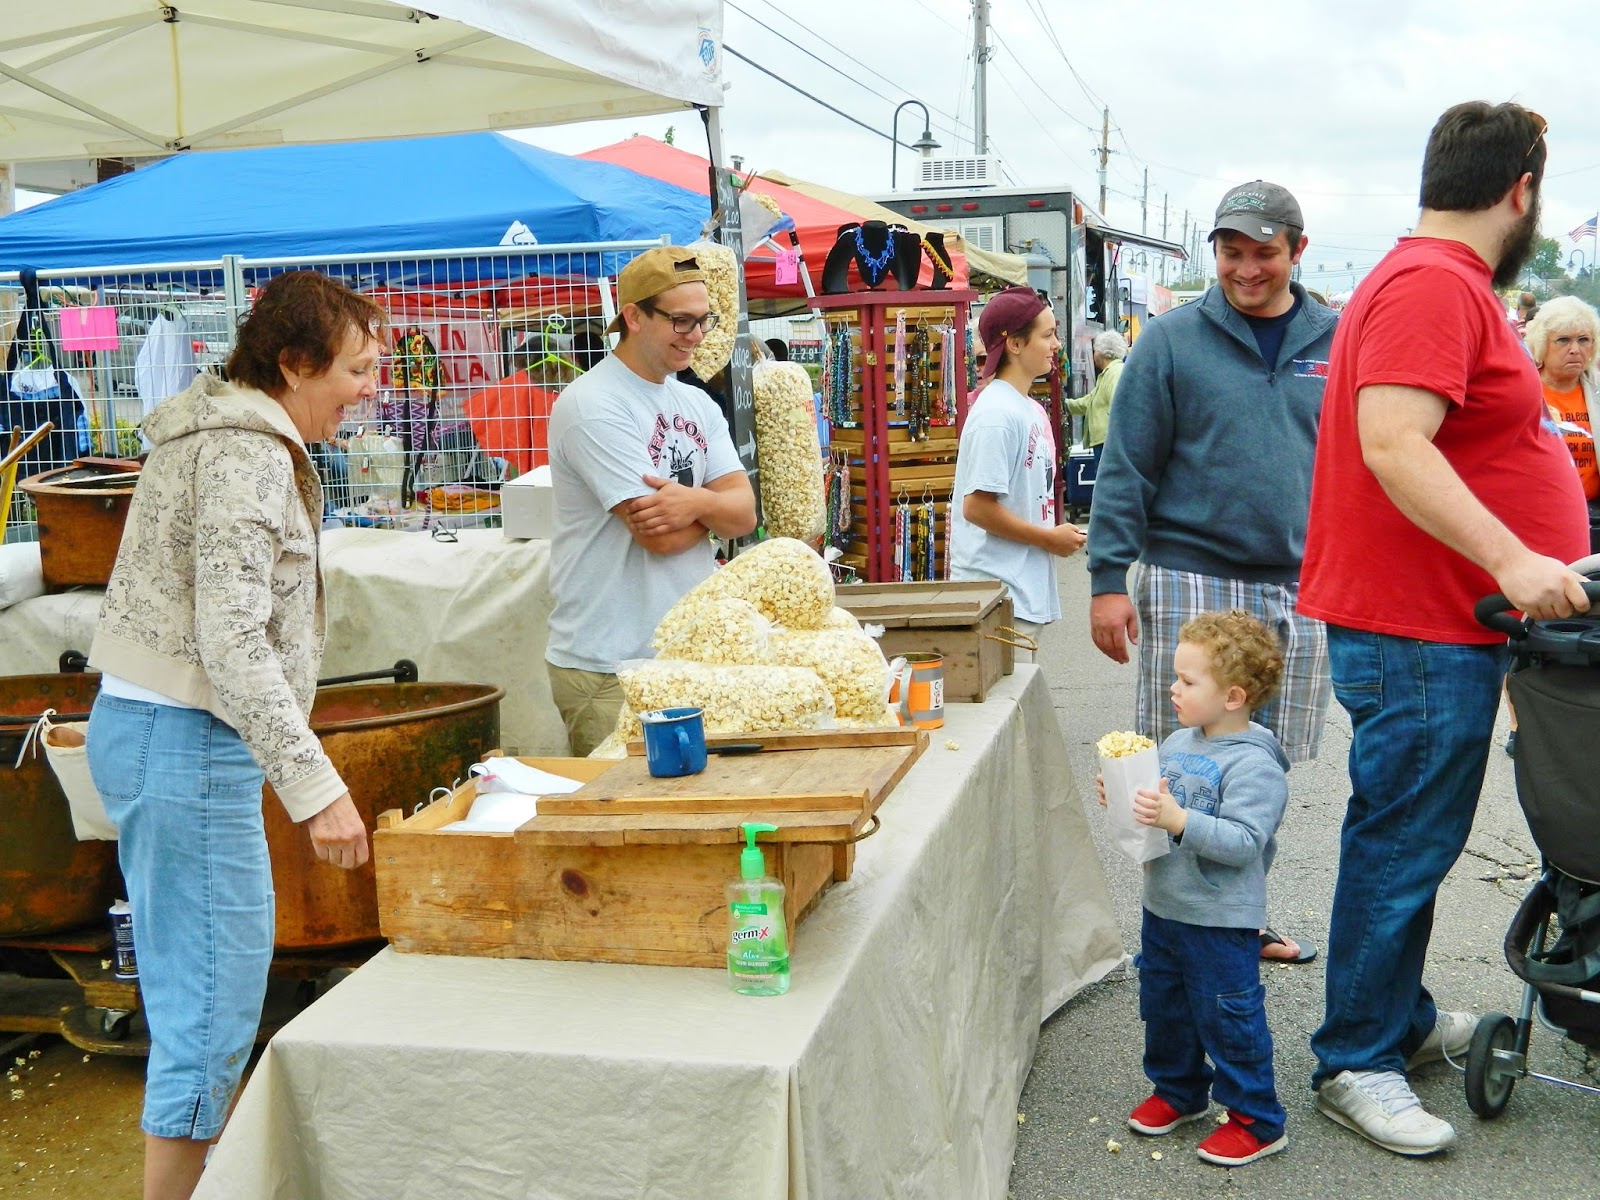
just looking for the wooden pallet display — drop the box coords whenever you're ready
[816,290,975,582]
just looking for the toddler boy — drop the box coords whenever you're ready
[1106,608,1291,1166]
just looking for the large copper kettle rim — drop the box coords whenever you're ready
[308,681,506,735]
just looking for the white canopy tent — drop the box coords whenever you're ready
[0,1,725,164]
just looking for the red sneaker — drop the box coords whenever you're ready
[1195,1112,1287,1167]
[1127,1094,1208,1135]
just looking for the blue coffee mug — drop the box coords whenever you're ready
[639,707,708,778]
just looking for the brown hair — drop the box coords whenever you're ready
[1179,609,1285,708]
[1420,101,1546,213]
[225,270,387,396]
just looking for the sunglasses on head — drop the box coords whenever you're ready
[1522,109,1547,166]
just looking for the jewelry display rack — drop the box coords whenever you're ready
[816,289,976,583]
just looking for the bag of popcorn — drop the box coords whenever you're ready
[659,537,835,634]
[687,239,738,382]
[752,360,826,544]
[769,628,895,726]
[1096,731,1169,864]
[617,659,836,736]
[652,595,775,664]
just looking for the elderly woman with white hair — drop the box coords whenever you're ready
[1526,294,1600,550]
[1066,328,1129,465]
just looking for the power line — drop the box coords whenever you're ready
[726,1,969,147]
[987,26,1099,133]
[722,42,1017,174]
[899,0,962,32]
[744,0,967,133]
[1018,0,1105,113]
[722,46,926,150]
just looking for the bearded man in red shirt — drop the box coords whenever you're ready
[1298,101,1591,1157]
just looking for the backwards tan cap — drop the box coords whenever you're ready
[606,246,707,335]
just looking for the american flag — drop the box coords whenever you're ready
[1571,214,1599,242]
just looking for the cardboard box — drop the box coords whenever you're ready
[500,467,552,540]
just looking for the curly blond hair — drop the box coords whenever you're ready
[1179,609,1284,709]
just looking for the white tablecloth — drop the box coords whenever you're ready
[195,666,1125,1200]
[0,528,568,755]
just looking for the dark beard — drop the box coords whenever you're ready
[1491,194,1541,290]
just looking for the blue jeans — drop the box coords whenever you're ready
[87,694,273,1140]
[1309,626,1508,1087]
[1138,910,1285,1140]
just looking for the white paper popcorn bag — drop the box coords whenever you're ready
[1097,732,1169,864]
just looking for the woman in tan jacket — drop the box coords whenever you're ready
[87,271,381,1200]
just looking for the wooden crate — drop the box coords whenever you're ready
[373,730,927,968]
[836,580,1018,703]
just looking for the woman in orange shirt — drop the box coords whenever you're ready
[1526,296,1600,549]
[1504,297,1599,757]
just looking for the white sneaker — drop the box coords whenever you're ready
[1405,1010,1479,1070]
[1316,1069,1456,1156]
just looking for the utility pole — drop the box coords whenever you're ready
[1141,168,1149,235]
[1161,194,1169,285]
[1096,106,1112,215]
[973,0,990,154]
[1180,211,1189,281]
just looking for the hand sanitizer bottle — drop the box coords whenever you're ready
[726,822,790,996]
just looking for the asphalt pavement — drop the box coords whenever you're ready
[1006,553,1600,1200]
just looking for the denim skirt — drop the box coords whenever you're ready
[87,693,273,1140]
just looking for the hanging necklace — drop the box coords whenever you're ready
[827,323,855,426]
[907,323,931,440]
[892,309,908,417]
[854,226,896,284]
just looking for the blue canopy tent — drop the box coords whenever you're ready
[0,132,712,286]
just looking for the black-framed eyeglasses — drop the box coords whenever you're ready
[1522,109,1548,165]
[640,303,720,335]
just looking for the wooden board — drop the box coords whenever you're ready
[539,730,926,820]
[836,580,1008,626]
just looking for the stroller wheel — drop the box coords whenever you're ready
[1465,1012,1518,1118]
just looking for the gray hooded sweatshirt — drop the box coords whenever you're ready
[1143,722,1289,930]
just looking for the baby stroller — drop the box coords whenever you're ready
[1468,557,1600,1118]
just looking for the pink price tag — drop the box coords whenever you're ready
[774,249,799,286]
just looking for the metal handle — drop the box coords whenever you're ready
[316,659,419,687]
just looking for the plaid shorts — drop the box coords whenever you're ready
[1132,563,1331,764]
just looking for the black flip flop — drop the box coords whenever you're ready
[1259,928,1318,964]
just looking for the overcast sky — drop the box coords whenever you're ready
[522,0,1600,294]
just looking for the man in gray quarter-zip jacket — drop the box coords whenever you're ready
[1087,181,1337,961]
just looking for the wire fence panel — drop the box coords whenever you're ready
[1,241,656,539]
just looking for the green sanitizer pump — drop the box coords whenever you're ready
[726,822,791,996]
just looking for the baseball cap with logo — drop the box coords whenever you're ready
[606,246,707,335]
[1209,180,1304,243]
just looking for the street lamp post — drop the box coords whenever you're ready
[1571,249,1589,277]
[891,100,940,191]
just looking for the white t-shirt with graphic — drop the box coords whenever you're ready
[545,354,744,673]
[949,379,1061,624]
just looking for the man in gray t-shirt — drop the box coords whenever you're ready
[544,247,756,755]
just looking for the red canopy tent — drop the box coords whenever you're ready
[579,136,968,299]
